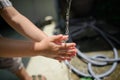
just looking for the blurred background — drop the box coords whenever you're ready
[0,0,120,80]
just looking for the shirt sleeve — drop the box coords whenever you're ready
[0,0,12,9]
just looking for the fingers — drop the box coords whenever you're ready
[50,34,68,44]
[57,42,77,58]
[48,34,77,61]
[58,48,76,57]
[56,45,77,62]
[58,42,76,49]
[53,43,76,61]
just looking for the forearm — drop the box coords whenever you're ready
[0,37,40,57]
[10,14,47,42]
[0,7,47,42]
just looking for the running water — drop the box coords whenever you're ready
[64,0,73,80]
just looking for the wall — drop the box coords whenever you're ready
[11,0,58,24]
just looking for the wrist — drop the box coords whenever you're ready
[33,42,44,56]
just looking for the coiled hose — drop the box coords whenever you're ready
[65,20,120,80]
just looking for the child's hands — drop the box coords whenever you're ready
[34,34,77,61]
